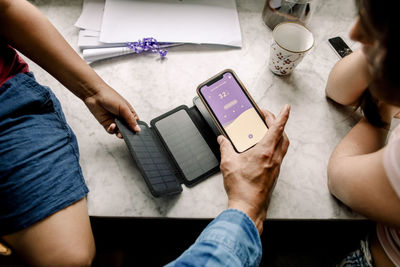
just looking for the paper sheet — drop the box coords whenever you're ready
[100,0,242,47]
[78,30,125,49]
[75,0,105,31]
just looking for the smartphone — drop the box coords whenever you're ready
[328,37,353,58]
[197,69,268,153]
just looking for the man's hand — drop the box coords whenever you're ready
[218,105,290,234]
[84,85,141,138]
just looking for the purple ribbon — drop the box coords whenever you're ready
[126,38,167,59]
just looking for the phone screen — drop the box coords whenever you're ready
[198,71,268,153]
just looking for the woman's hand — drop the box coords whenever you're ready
[84,86,140,138]
[377,101,400,126]
[0,0,140,138]
[218,105,290,234]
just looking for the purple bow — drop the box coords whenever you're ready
[126,38,168,59]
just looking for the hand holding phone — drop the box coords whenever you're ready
[218,105,290,233]
[197,70,268,153]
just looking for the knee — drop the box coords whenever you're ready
[34,244,96,267]
[69,248,95,267]
[59,244,96,267]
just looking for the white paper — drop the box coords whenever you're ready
[100,0,242,47]
[78,30,125,49]
[81,29,100,37]
[75,0,105,31]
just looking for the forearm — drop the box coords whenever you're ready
[327,119,400,227]
[0,0,105,100]
[325,49,372,106]
[330,117,387,159]
[328,117,388,196]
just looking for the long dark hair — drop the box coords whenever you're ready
[356,0,400,127]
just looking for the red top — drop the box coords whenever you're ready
[0,41,29,88]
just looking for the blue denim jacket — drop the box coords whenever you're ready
[166,209,262,267]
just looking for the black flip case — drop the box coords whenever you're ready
[116,98,220,197]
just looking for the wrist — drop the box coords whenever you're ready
[228,199,266,234]
[78,79,107,101]
[60,63,107,101]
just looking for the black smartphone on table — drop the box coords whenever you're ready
[328,37,353,58]
[197,69,268,153]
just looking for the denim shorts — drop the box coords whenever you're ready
[0,73,89,236]
[337,235,374,267]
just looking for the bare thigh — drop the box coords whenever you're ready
[2,198,95,267]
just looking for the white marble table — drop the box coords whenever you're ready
[26,0,363,219]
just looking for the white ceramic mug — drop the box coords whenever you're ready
[269,22,314,75]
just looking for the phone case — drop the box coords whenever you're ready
[116,102,220,197]
[328,37,353,58]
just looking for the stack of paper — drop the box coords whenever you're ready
[75,0,133,62]
[75,0,107,47]
[75,0,242,63]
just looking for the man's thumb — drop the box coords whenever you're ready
[217,135,235,155]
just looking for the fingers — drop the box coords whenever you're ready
[106,123,117,134]
[272,132,290,163]
[105,103,140,138]
[393,106,400,119]
[86,88,141,137]
[106,122,123,138]
[261,109,276,127]
[259,104,290,149]
[260,109,268,119]
[119,104,141,132]
[127,101,140,121]
[217,135,236,156]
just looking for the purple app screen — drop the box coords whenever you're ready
[200,73,253,127]
[200,72,268,152]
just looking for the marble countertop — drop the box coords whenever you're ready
[26,0,363,219]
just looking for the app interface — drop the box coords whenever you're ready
[200,72,268,152]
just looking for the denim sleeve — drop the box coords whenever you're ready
[165,209,262,267]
